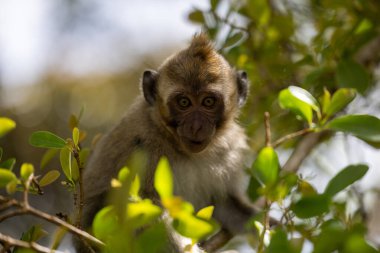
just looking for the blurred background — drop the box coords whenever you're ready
[0,0,380,252]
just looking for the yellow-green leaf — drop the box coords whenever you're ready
[196,206,214,221]
[29,131,66,149]
[173,212,216,240]
[39,170,61,187]
[6,180,17,194]
[0,117,16,138]
[93,206,119,241]
[60,147,72,181]
[288,86,320,112]
[321,88,331,115]
[154,157,173,199]
[279,88,313,124]
[130,175,140,198]
[73,127,79,147]
[251,147,280,186]
[325,88,356,118]
[40,149,58,170]
[127,199,162,228]
[117,166,130,183]
[20,163,34,181]
[0,168,17,188]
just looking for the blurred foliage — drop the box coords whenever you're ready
[189,0,380,149]
[1,0,380,252]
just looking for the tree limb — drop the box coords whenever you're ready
[0,232,65,253]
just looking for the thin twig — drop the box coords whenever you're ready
[0,196,104,248]
[0,232,64,253]
[0,209,27,222]
[264,112,271,147]
[213,11,250,32]
[257,201,271,253]
[73,149,84,228]
[272,128,313,148]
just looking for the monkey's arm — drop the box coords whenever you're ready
[213,194,256,235]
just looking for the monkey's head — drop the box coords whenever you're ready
[142,34,249,153]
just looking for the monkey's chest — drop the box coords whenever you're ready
[170,158,241,211]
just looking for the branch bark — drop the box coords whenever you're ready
[0,232,65,253]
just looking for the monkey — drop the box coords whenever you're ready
[76,33,255,252]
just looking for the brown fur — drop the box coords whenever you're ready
[76,34,252,253]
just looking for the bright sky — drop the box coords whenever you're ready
[0,0,207,87]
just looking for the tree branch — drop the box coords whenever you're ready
[73,149,84,228]
[272,128,313,148]
[200,229,232,253]
[264,112,272,147]
[282,131,327,172]
[0,190,103,249]
[0,232,65,253]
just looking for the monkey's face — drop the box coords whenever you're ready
[141,34,249,153]
[166,90,225,153]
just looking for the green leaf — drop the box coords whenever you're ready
[314,220,346,253]
[343,233,378,253]
[188,9,204,24]
[39,170,61,187]
[196,206,214,220]
[0,168,17,188]
[127,199,162,228]
[20,163,34,181]
[251,147,279,186]
[325,88,356,117]
[0,117,16,138]
[321,88,331,115]
[173,212,216,240]
[0,158,16,171]
[266,229,296,253]
[288,86,320,112]
[135,223,167,253]
[223,32,245,49]
[279,88,313,124]
[129,175,140,198]
[6,180,17,194]
[93,206,119,241]
[60,147,72,182]
[324,164,368,197]
[73,127,79,147]
[29,131,66,149]
[247,176,261,201]
[336,59,370,93]
[14,226,48,253]
[210,0,219,10]
[0,147,3,161]
[154,157,173,199]
[297,179,317,196]
[40,149,58,170]
[292,194,330,218]
[326,114,380,142]
[118,166,130,183]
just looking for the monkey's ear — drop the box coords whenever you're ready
[236,70,249,107]
[142,70,159,105]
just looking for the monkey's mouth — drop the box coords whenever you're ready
[190,140,203,145]
[181,138,210,153]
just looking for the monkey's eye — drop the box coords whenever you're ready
[202,97,216,107]
[178,97,191,108]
